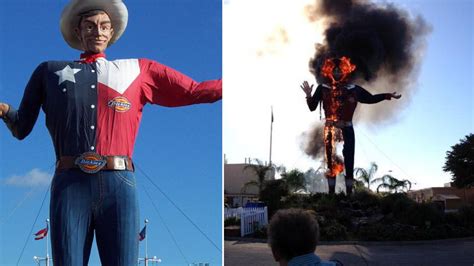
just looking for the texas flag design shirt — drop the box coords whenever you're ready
[4,55,222,159]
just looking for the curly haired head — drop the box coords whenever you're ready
[267,208,319,262]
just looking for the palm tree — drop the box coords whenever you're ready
[354,162,378,191]
[304,166,326,193]
[353,179,367,192]
[241,159,283,199]
[281,169,306,193]
[374,174,412,193]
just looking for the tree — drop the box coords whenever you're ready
[354,162,378,191]
[281,169,306,193]
[259,179,289,216]
[304,167,326,193]
[443,134,474,188]
[374,174,412,193]
[241,158,283,199]
[353,179,367,192]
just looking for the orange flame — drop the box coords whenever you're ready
[320,56,357,85]
[339,56,356,76]
[321,58,336,84]
[323,125,345,178]
[331,156,345,177]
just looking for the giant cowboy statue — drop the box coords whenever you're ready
[301,56,400,195]
[0,0,221,265]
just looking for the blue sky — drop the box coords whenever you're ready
[223,0,473,190]
[0,0,222,265]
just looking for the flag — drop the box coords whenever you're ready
[34,226,48,240]
[138,225,146,241]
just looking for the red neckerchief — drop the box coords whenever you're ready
[80,52,106,63]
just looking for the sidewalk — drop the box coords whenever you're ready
[224,238,474,266]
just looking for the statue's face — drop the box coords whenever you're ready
[332,66,343,82]
[75,12,114,54]
[321,57,356,84]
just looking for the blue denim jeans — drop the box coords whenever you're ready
[50,169,139,265]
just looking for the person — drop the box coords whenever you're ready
[268,208,337,266]
[0,0,221,265]
[301,56,400,195]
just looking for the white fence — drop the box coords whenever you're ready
[224,207,268,237]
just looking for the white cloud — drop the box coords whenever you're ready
[3,168,52,187]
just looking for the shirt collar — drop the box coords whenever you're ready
[288,253,322,266]
[80,52,106,64]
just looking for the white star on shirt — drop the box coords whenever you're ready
[55,65,81,85]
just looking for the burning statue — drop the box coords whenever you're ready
[301,56,401,194]
[300,0,430,194]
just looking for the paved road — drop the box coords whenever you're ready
[225,238,474,266]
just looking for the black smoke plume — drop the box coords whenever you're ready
[302,123,325,160]
[309,0,429,85]
[303,0,430,159]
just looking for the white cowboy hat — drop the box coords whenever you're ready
[60,0,128,51]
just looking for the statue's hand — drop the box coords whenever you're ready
[390,92,402,100]
[0,103,10,118]
[300,81,314,97]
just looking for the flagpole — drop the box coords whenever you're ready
[46,219,50,266]
[269,106,273,166]
[145,219,149,266]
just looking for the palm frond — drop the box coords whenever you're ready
[241,180,259,193]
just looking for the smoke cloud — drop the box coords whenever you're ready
[301,123,326,160]
[303,0,430,159]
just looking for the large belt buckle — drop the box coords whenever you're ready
[113,157,127,170]
[75,152,107,174]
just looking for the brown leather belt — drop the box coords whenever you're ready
[56,153,134,173]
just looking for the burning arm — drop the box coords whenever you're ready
[356,85,401,104]
[301,81,322,111]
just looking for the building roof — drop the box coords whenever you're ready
[433,194,461,200]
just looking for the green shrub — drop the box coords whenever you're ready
[261,179,289,216]
[262,189,474,241]
[357,223,419,241]
[444,212,462,226]
[224,216,240,227]
[350,191,380,209]
[357,224,388,241]
[320,220,348,240]
[314,194,339,213]
[283,194,313,209]
[251,225,268,239]
[380,193,415,216]
[401,202,443,227]
[334,209,353,228]
[458,205,474,228]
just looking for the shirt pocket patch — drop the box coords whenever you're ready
[107,96,132,112]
